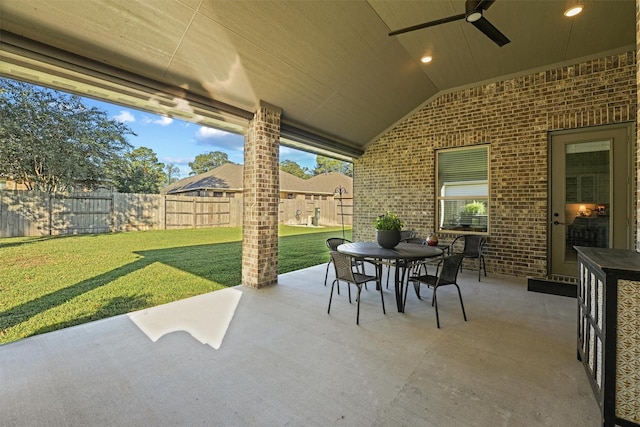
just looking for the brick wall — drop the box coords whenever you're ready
[354,51,637,279]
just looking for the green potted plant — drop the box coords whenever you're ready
[374,211,403,248]
[459,201,486,227]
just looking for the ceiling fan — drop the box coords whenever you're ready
[388,0,510,47]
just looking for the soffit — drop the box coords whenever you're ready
[0,0,635,158]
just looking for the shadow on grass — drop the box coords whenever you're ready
[1,257,154,335]
[0,242,242,335]
[1,231,345,340]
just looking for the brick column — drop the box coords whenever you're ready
[242,101,281,288]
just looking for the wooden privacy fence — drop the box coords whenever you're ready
[278,197,353,228]
[0,190,352,238]
[163,196,241,229]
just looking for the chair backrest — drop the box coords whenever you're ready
[326,238,351,251]
[400,230,417,241]
[462,235,486,256]
[454,235,486,256]
[438,254,464,284]
[330,251,357,283]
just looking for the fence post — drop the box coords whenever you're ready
[193,197,197,228]
[48,192,53,236]
[110,192,115,232]
[162,194,167,230]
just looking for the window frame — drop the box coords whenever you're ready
[435,144,490,236]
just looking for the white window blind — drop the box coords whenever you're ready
[436,146,489,234]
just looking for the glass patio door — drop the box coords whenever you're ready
[549,125,630,278]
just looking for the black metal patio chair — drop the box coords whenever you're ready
[451,235,487,281]
[324,238,368,297]
[406,254,467,328]
[327,251,385,325]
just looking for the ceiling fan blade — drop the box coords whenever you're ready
[465,0,496,16]
[471,16,510,46]
[476,0,496,11]
[389,13,465,36]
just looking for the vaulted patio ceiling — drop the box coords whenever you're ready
[0,1,635,160]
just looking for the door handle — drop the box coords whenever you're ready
[552,220,565,225]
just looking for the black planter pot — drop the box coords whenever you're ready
[376,230,401,249]
[459,214,474,227]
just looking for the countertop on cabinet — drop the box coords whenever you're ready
[574,246,640,274]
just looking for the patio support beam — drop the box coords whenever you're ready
[241,101,281,288]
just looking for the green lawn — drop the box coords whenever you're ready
[0,226,351,345]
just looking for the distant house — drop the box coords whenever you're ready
[162,163,352,201]
[0,177,29,191]
[306,172,353,200]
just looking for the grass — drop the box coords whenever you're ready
[0,226,352,345]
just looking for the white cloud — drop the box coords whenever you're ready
[196,126,229,139]
[114,111,135,123]
[154,116,173,126]
[162,156,193,165]
[140,115,173,126]
[194,126,244,153]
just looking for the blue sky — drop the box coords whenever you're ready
[82,97,318,178]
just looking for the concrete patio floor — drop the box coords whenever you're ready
[0,264,600,426]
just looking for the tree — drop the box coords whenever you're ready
[313,156,353,177]
[280,160,311,179]
[163,163,181,187]
[0,78,134,192]
[113,147,166,194]
[188,151,233,175]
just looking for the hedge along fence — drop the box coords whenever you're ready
[0,190,353,238]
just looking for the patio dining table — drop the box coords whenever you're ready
[337,241,443,313]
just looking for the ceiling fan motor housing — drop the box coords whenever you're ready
[465,0,485,22]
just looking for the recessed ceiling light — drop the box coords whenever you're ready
[564,5,583,17]
[421,56,433,64]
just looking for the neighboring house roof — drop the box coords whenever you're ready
[164,163,349,195]
[306,172,353,196]
[279,169,309,193]
[163,163,243,194]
